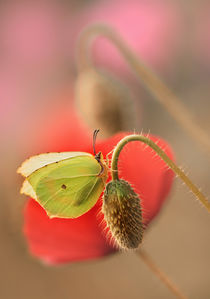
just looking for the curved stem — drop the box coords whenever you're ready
[77,24,210,157]
[136,249,188,299]
[111,134,210,212]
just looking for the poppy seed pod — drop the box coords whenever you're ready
[102,179,143,249]
[75,69,138,138]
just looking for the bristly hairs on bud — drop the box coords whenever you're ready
[102,179,143,249]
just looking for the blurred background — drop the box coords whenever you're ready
[0,0,210,298]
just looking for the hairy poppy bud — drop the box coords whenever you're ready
[102,179,143,249]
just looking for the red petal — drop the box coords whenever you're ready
[24,198,116,265]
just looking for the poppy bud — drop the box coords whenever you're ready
[102,179,143,249]
[75,69,138,138]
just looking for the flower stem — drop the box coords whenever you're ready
[77,24,210,158]
[136,249,188,299]
[111,134,210,212]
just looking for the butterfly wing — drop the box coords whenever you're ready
[20,154,107,218]
[17,152,92,177]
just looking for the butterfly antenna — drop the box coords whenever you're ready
[93,129,100,156]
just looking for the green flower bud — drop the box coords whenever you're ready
[102,179,143,249]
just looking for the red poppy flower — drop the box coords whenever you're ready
[23,106,174,265]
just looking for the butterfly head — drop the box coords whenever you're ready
[95,151,102,162]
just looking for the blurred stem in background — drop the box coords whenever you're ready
[137,250,188,299]
[77,24,210,158]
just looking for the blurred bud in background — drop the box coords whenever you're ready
[75,69,140,138]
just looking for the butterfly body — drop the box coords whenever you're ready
[18,152,108,218]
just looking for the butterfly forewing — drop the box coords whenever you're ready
[27,155,107,218]
[17,152,92,177]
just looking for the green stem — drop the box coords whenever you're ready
[111,134,210,212]
[77,24,210,157]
